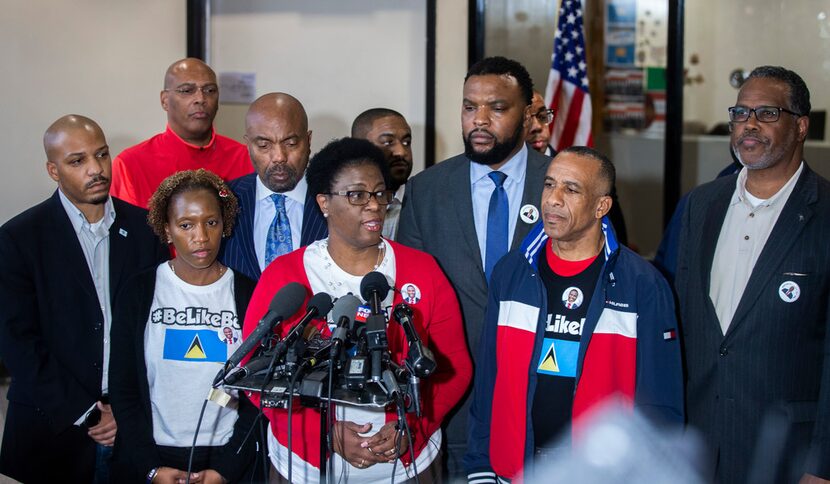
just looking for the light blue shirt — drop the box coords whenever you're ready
[470,144,529,268]
[59,190,114,423]
[253,175,306,270]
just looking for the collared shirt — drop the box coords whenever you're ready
[58,191,115,397]
[382,185,405,240]
[253,175,306,270]
[470,144,529,268]
[710,162,804,333]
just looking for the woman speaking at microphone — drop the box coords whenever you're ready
[242,138,472,483]
[109,170,259,483]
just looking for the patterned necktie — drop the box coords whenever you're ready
[485,171,508,281]
[265,193,293,265]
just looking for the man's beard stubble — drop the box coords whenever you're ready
[464,122,525,166]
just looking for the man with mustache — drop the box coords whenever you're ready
[465,147,682,482]
[352,108,413,239]
[111,58,253,209]
[0,115,167,482]
[676,66,830,483]
[398,56,551,479]
[219,92,327,281]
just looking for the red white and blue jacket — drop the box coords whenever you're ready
[464,219,684,483]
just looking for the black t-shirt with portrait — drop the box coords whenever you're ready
[531,242,604,449]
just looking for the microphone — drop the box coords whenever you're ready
[393,303,437,378]
[382,368,402,399]
[360,272,390,384]
[329,294,362,362]
[215,282,305,386]
[271,292,334,363]
[222,354,273,386]
[360,271,390,315]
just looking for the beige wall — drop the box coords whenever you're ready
[0,1,186,224]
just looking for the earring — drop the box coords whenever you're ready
[323,212,329,218]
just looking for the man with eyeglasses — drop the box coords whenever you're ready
[676,66,830,483]
[111,58,253,209]
[398,56,551,480]
[352,108,413,240]
[219,92,327,281]
[526,91,555,156]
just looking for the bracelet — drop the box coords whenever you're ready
[146,467,159,484]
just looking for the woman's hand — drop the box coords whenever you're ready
[332,421,388,469]
[198,469,227,484]
[361,422,408,462]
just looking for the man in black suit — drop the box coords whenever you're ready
[0,115,167,483]
[677,66,830,483]
[398,56,551,479]
[220,92,327,280]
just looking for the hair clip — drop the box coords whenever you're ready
[218,187,229,198]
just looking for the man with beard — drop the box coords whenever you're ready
[352,108,413,239]
[676,66,830,483]
[0,115,167,482]
[111,58,253,209]
[398,56,550,479]
[220,92,328,281]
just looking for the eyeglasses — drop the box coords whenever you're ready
[727,105,802,123]
[533,109,555,124]
[164,84,219,97]
[327,190,394,206]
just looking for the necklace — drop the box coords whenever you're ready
[319,239,388,294]
[168,260,226,281]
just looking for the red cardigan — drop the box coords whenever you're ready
[241,241,472,468]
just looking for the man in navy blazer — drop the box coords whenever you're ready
[677,66,830,483]
[0,115,167,483]
[220,93,327,281]
[398,56,551,479]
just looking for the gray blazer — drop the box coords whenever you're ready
[397,148,551,453]
[676,163,830,482]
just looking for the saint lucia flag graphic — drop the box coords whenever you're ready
[163,329,226,362]
[537,338,578,377]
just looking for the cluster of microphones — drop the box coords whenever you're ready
[213,271,436,416]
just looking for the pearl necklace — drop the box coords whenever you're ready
[320,240,387,294]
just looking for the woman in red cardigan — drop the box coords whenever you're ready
[242,138,472,483]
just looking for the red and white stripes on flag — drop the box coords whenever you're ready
[544,0,593,150]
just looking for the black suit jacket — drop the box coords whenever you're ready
[0,192,167,483]
[677,164,830,482]
[397,148,551,455]
[219,173,328,281]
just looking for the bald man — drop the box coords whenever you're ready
[351,108,413,239]
[219,93,328,280]
[111,57,253,208]
[0,116,167,483]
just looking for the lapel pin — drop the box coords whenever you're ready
[778,281,801,303]
[119,228,128,237]
[520,204,539,224]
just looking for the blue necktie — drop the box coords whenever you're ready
[485,171,508,281]
[265,194,293,265]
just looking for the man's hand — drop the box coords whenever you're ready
[361,422,408,462]
[799,474,830,484]
[88,401,116,446]
[152,467,199,484]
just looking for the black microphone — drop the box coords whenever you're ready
[271,292,334,363]
[329,294,362,362]
[360,271,390,315]
[215,282,305,386]
[382,368,402,399]
[222,354,273,385]
[393,303,437,378]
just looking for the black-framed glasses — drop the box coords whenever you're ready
[164,84,219,97]
[533,109,555,124]
[327,190,394,206]
[727,105,802,123]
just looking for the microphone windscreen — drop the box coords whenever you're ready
[331,294,362,326]
[307,292,334,316]
[360,271,390,302]
[269,282,306,319]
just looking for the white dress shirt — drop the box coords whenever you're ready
[253,175,307,270]
[709,162,804,333]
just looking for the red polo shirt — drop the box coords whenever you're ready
[112,126,253,208]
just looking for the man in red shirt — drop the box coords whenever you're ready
[111,58,252,208]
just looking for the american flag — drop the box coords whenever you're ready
[544,0,593,150]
